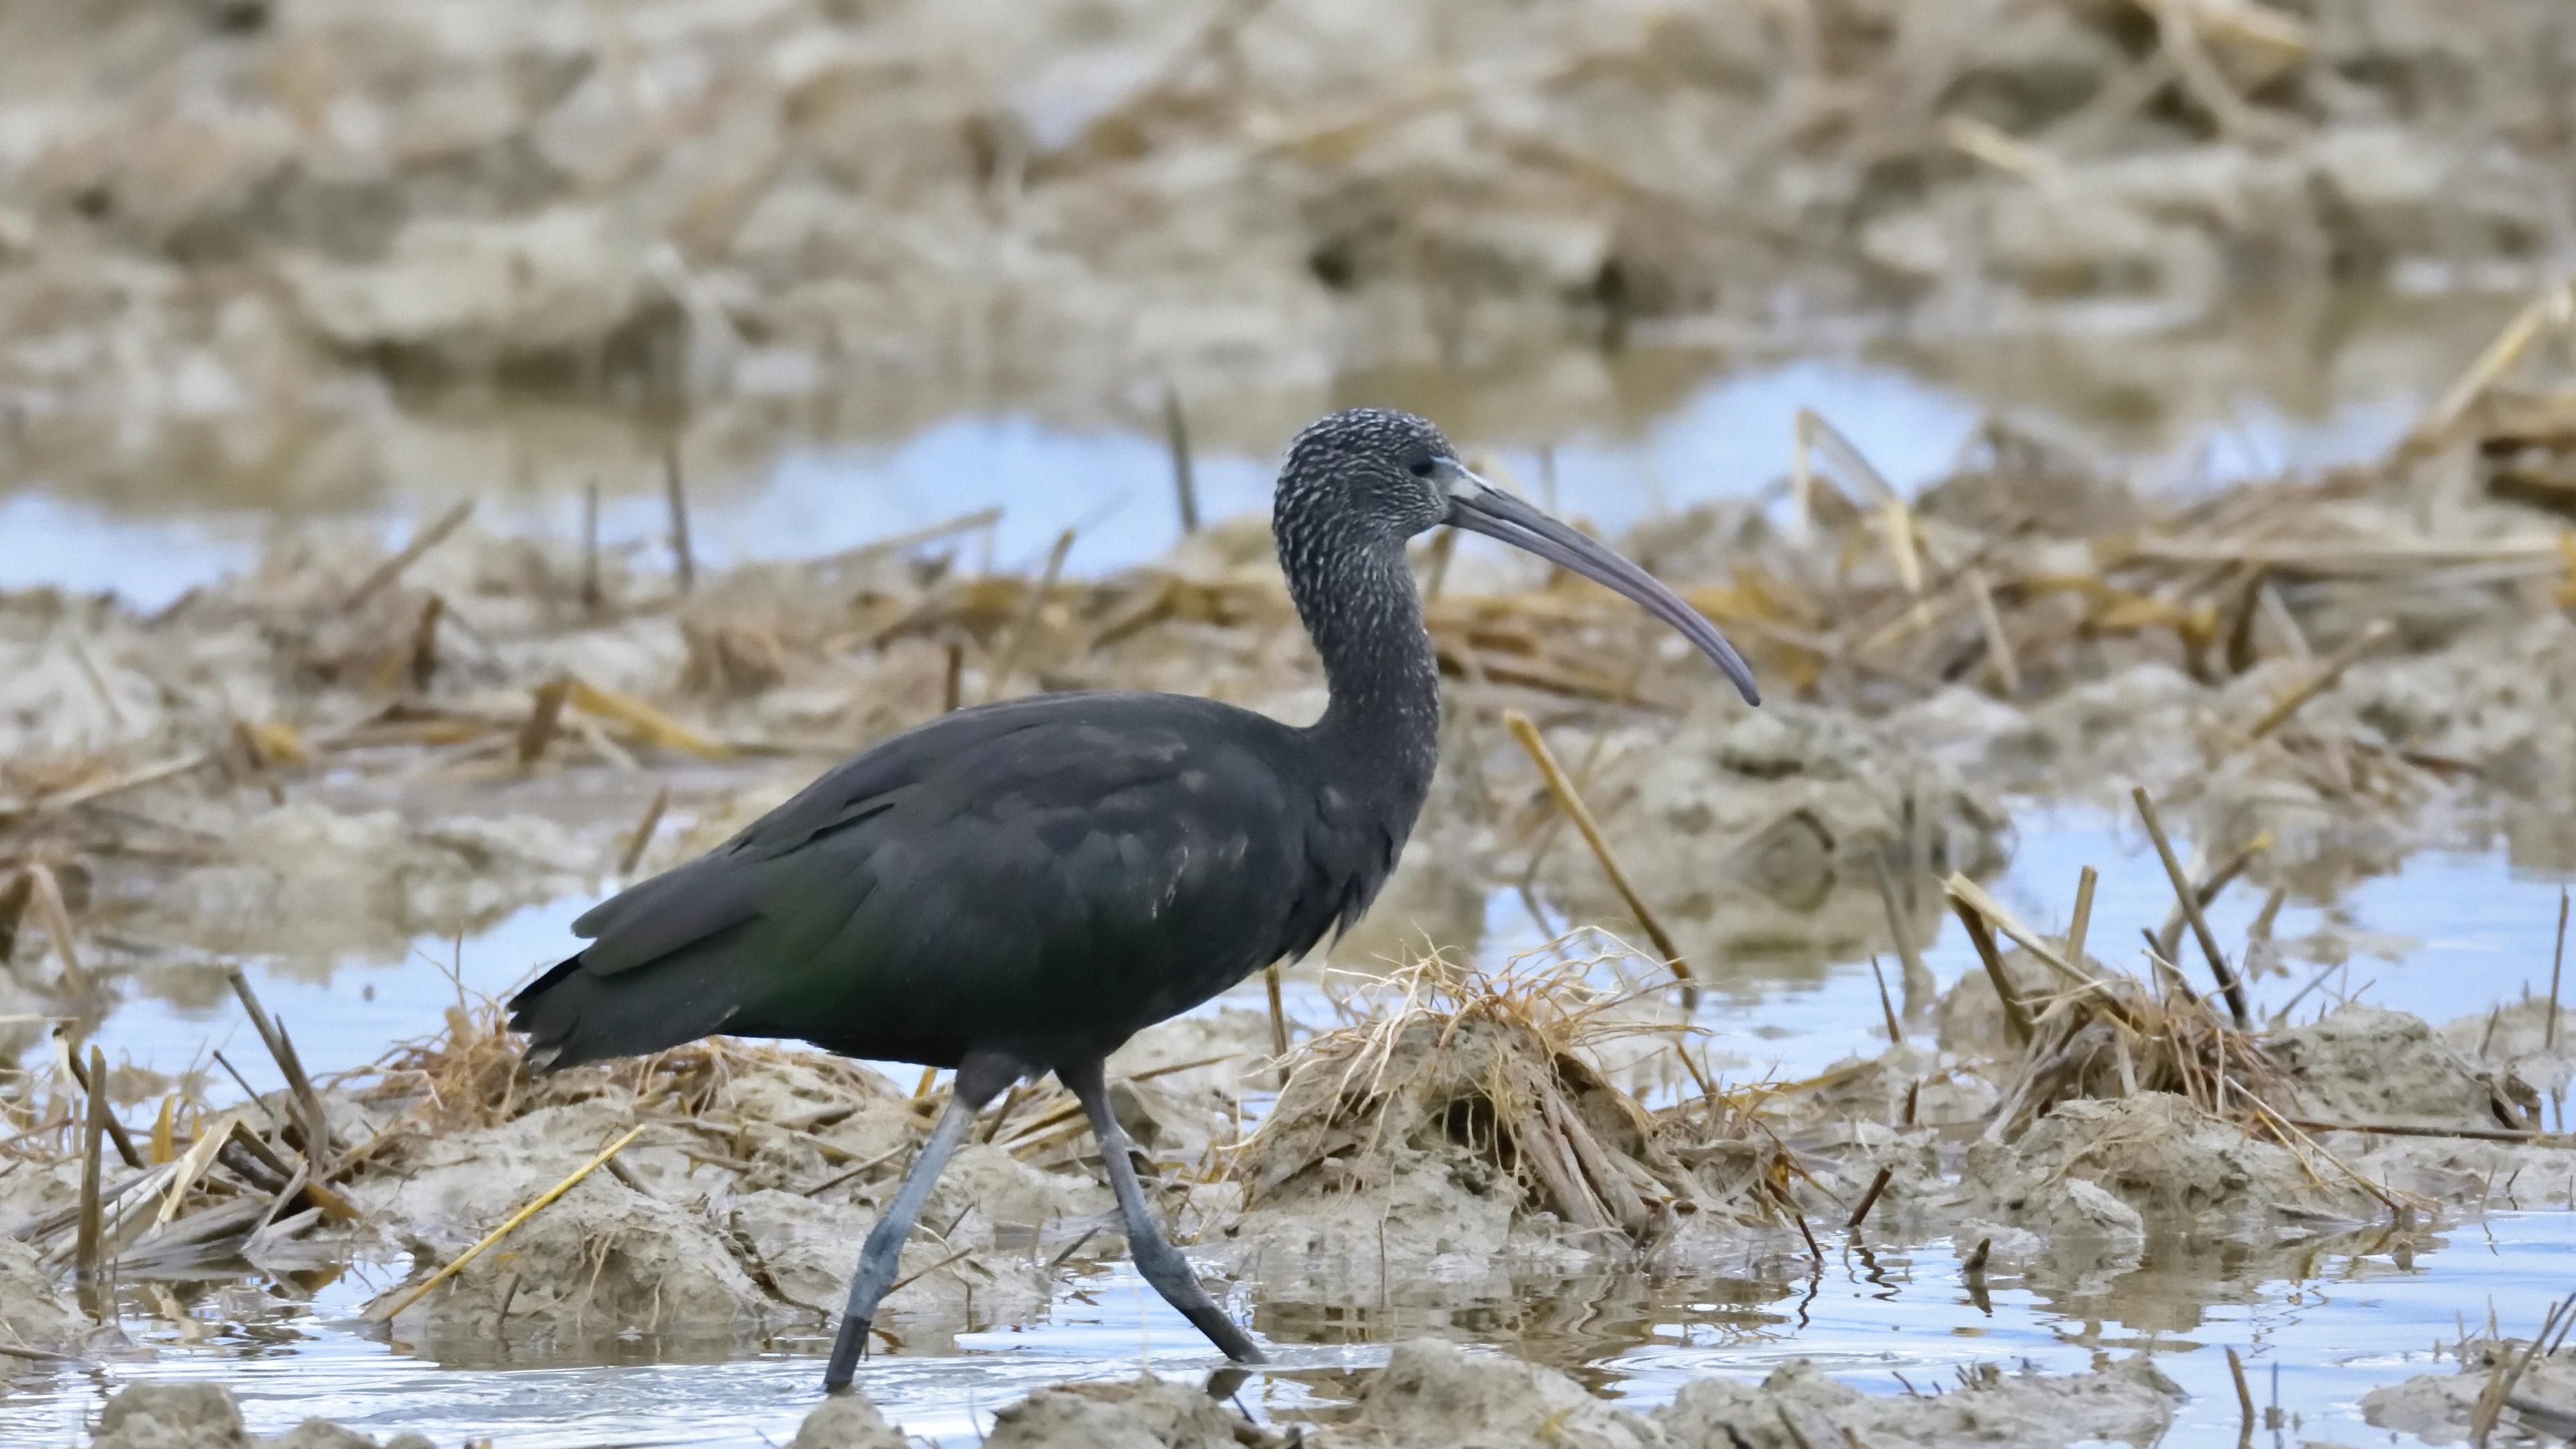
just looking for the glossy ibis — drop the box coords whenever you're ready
[508,407,1758,1388]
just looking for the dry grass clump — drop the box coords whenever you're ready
[1948,873,2306,1138]
[1233,951,1737,1236]
[1986,960,2300,1144]
[349,993,905,1138]
[1943,871,2431,1218]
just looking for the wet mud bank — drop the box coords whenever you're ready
[3,0,2573,500]
[67,1342,2184,1449]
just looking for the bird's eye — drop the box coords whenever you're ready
[1408,460,1434,477]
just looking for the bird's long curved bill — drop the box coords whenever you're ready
[1444,470,1761,705]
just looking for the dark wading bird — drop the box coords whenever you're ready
[508,408,1758,1390]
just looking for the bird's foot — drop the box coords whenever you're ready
[822,1313,872,1393]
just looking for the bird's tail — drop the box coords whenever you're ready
[508,938,750,1072]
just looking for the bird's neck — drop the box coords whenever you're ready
[1294,541,1443,801]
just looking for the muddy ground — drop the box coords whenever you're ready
[3,0,2573,500]
[5,285,2576,1436]
[7,340,2576,1436]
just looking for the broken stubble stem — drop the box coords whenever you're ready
[2131,787,2251,1028]
[225,967,338,1160]
[1503,710,1695,998]
[2247,619,2394,740]
[368,1124,647,1324]
[984,528,1077,704]
[1966,567,2021,697]
[517,676,573,771]
[407,595,443,694]
[2068,865,2098,971]
[618,784,670,877]
[1949,898,2033,1047]
[663,446,695,594]
[1264,963,1289,1090]
[346,500,474,610]
[75,1046,107,1281]
[1846,1166,1894,1230]
[1162,383,1199,535]
[63,1042,144,1170]
[2550,888,2569,1052]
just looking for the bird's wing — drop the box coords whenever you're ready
[568,701,1049,975]
[566,694,1328,991]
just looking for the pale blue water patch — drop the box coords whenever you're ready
[706,413,1281,578]
[0,493,264,608]
[1968,810,2576,1041]
[2166,386,2424,492]
[1607,1214,2576,1448]
[1565,810,2576,1087]
[0,1260,1375,1448]
[13,1203,2573,1446]
[1540,358,1986,525]
[0,350,2419,611]
[82,896,605,1100]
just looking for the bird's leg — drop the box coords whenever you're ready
[822,1053,1015,1391]
[1059,1057,1265,1364]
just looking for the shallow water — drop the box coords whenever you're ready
[0,289,2492,610]
[14,1163,2576,1447]
[11,808,2573,1446]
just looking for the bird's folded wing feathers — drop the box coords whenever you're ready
[566,698,1303,981]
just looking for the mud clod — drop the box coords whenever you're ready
[1656,1356,2184,1449]
[2362,1337,2576,1446]
[1966,1092,2370,1230]
[370,1174,770,1348]
[786,1391,910,1449]
[2278,1004,2532,1131]
[1342,1339,1663,1449]
[0,1235,85,1358]
[87,1384,433,1449]
[981,1376,1247,1449]
[91,1385,252,1449]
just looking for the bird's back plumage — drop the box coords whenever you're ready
[508,690,1413,1073]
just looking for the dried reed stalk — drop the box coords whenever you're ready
[74,1047,106,1279]
[225,967,336,1159]
[2247,620,2394,739]
[25,863,90,994]
[663,447,695,593]
[348,500,474,608]
[1949,898,2032,1047]
[1503,711,1692,995]
[619,785,670,877]
[985,528,1077,703]
[2551,889,2569,1052]
[62,1042,143,1169]
[2132,788,2251,1027]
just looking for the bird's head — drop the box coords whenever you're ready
[1278,407,1760,705]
